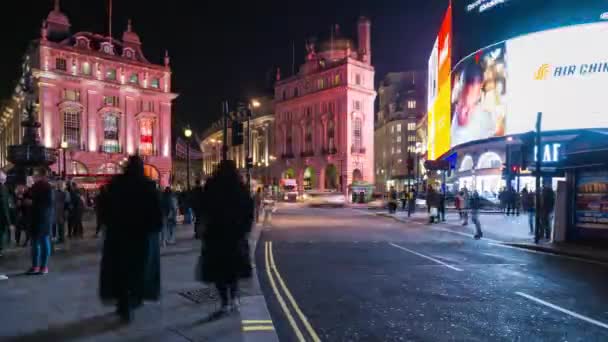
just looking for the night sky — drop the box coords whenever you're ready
[0,0,447,136]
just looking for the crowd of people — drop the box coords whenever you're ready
[0,156,268,324]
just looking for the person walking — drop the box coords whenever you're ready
[470,190,483,239]
[26,169,54,275]
[197,160,253,315]
[427,186,440,223]
[99,156,163,323]
[254,188,263,223]
[94,185,108,238]
[388,187,398,214]
[15,180,33,247]
[407,187,416,217]
[461,188,470,226]
[190,179,205,239]
[262,190,276,226]
[521,187,535,235]
[160,187,178,246]
[455,191,463,219]
[438,191,446,222]
[540,184,555,240]
[52,181,68,244]
[0,172,12,257]
[68,185,84,239]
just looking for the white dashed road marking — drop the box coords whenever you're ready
[389,242,463,271]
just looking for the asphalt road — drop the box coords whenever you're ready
[256,204,608,341]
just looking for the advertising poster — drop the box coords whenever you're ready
[427,38,438,159]
[576,170,608,229]
[450,42,506,147]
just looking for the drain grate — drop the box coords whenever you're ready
[178,286,254,304]
[178,287,218,304]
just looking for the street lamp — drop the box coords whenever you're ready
[60,140,68,180]
[184,128,193,190]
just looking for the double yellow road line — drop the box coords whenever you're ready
[265,241,321,342]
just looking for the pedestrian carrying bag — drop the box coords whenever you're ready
[430,207,438,217]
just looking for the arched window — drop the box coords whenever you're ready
[102,113,120,153]
[69,160,88,175]
[63,110,81,148]
[144,164,160,180]
[459,155,474,172]
[353,118,362,150]
[477,152,502,169]
[139,119,154,156]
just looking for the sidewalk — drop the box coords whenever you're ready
[374,209,608,263]
[0,221,278,342]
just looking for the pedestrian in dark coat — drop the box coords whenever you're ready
[67,185,84,239]
[15,180,33,247]
[99,156,163,323]
[53,182,67,243]
[27,169,54,274]
[198,160,253,314]
[0,171,12,257]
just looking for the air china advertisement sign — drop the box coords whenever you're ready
[450,22,608,148]
[576,170,608,230]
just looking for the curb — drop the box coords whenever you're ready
[503,243,608,264]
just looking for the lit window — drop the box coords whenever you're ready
[81,62,91,76]
[129,74,139,84]
[396,147,402,154]
[63,90,80,102]
[391,147,395,154]
[139,119,154,155]
[355,74,361,85]
[63,110,80,148]
[408,123,416,131]
[318,79,325,89]
[354,100,361,111]
[396,135,401,142]
[397,124,401,132]
[56,58,67,71]
[398,159,403,164]
[391,126,394,133]
[407,100,417,109]
[102,113,120,153]
[327,118,335,150]
[151,78,160,89]
[334,74,341,85]
[106,68,117,80]
[408,135,417,142]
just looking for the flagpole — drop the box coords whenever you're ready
[108,0,112,38]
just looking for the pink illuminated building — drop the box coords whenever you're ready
[0,2,177,186]
[273,17,376,194]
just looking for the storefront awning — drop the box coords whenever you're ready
[561,130,608,168]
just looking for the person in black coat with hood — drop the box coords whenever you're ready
[99,155,163,323]
[198,160,253,314]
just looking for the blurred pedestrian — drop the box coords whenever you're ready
[388,186,398,214]
[190,179,205,239]
[407,187,416,217]
[15,179,33,247]
[99,156,163,323]
[262,191,276,226]
[521,187,535,235]
[95,185,108,237]
[540,184,555,240]
[0,172,12,257]
[26,169,54,275]
[160,186,178,245]
[197,160,253,314]
[470,190,483,239]
[461,188,470,226]
[438,191,446,222]
[67,184,84,239]
[254,187,263,223]
[427,186,440,223]
[455,190,464,219]
[53,181,68,244]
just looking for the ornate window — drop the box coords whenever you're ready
[129,73,139,84]
[328,117,335,150]
[63,89,80,102]
[63,110,80,148]
[334,74,341,86]
[103,96,119,107]
[305,120,313,152]
[70,161,88,175]
[98,163,121,175]
[353,118,362,150]
[139,119,154,156]
[102,113,120,153]
[151,78,160,89]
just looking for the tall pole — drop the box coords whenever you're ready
[186,143,191,190]
[222,101,228,161]
[62,148,66,180]
[246,107,252,193]
[534,112,542,244]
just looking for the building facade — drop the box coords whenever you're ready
[273,17,376,194]
[201,97,275,187]
[374,71,426,192]
[0,3,176,186]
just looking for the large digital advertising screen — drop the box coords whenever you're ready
[427,4,452,160]
[450,22,608,148]
[452,0,608,63]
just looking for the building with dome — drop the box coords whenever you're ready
[0,1,177,187]
[273,17,376,195]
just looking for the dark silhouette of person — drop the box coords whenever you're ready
[198,160,253,314]
[99,156,163,323]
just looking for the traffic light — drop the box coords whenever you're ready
[231,120,244,146]
[511,165,520,174]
